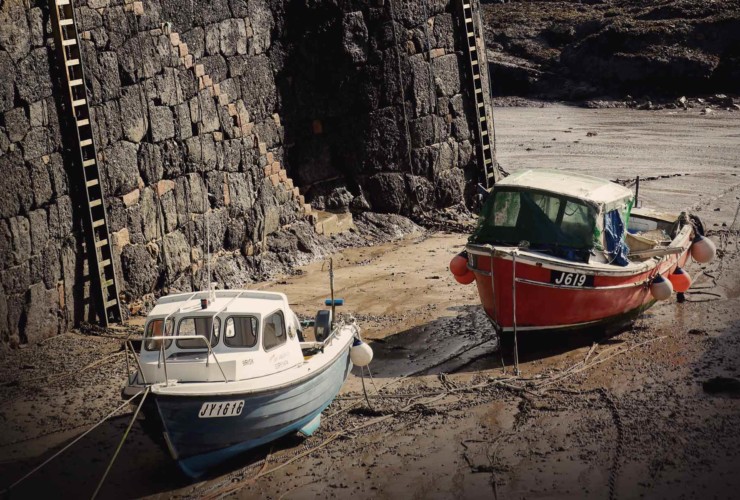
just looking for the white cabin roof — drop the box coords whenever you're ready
[148,290,288,320]
[497,170,634,208]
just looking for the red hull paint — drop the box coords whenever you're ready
[468,231,692,332]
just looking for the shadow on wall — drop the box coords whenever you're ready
[276,2,399,210]
[275,0,477,215]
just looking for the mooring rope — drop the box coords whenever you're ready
[2,389,147,494]
[91,387,150,499]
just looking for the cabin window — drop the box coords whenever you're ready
[224,316,259,348]
[144,318,174,351]
[262,311,286,351]
[470,188,598,262]
[177,317,221,349]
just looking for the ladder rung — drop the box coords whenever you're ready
[80,138,93,147]
[69,79,83,87]
[57,0,71,5]
[483,144,490,151]
[463,3,471,8]
[479,117,486,122]
[472,60,479,66]
[95,238,108,248]
[467,32,475,38]
[77,118,90,127]
[481,131,488,137]
[72,98,86,107]
[66,58,79,66]
[485,159,493,165]
[465,18,472,23]
[102,279,114,288]
[99,259,111,268]
[105,299,118,308]
[86,178,99,187]
[82,158,96,167]
[90,199,102,208]
[475,88,482,94]
[61,38,77,47]
[478,102,485,108]
[92,219,105,228]
[60,19,74,26]
[473,74,480,80]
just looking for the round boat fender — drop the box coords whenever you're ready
[668,267,692,293]
[350,337,373,367]
[449,251,469,277]
[454,271,476,285]
[690,235,716,264]
[650,274,673,301]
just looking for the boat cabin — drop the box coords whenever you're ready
[470,170,640,265]
[137,290,307,384]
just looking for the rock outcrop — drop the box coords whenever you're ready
[483,0,740,99]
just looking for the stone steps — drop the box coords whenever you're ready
[314,211,356,236]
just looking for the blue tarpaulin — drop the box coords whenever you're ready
[604,209,630,266]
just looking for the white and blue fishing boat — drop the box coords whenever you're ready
[122,288,372,478]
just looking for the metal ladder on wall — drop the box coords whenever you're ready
[50,0,122,326]
[461,0,497,189]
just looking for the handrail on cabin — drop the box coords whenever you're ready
[147,335,228,384]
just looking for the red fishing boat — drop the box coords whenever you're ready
[450,170,716,336]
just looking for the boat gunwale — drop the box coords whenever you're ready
[466,222,693,278]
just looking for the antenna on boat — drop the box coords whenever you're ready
[329,258,335,330]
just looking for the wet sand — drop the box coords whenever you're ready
[1,105,739,499]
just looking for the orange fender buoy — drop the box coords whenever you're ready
[454,270,475,285]
[449,252,469,277]
[668,267,692,293]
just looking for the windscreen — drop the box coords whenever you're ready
[469,188,599,261]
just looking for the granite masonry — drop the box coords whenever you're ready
[0,0,487,346]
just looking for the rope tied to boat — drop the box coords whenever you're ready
[2,388,148,496]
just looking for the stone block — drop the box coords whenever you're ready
[9,215,31,266]
[121,243,157,296]
[205,24,220,55]
[23,282,59,343]
[342,11,368,64]
[122,189,141,207]
[4,107,29,142]
[170,32,180,47]
[269,173,280,186]
[28,208,48,254]
[102,140,139,195]
[120,86,148,142]
[149,105,175,142]
[432,53,462,97]
[156,179,175,196]
[0,3,30,62]
[29,157,53,207]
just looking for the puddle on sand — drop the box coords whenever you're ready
[368,306,500,378]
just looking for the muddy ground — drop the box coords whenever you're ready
[1,105,739,499]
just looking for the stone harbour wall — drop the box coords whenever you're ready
[0,0,484,346]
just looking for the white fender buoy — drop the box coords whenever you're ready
[691,235,716,264]
[350,338,373,367]
[650,274,673,301]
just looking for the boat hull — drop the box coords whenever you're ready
[153,350,352,478]
[466,231,692,334]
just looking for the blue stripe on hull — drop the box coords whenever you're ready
[154,351,352,478]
